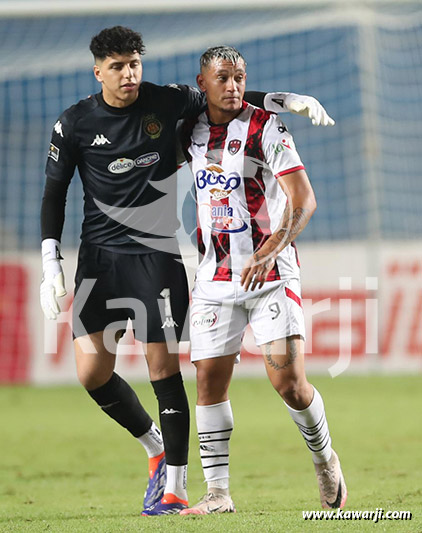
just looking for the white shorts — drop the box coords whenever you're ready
[190,278,305,361]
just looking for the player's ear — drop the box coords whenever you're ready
[196,73,206,92]
[93,64,103,83]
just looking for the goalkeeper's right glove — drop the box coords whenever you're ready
[40,238,67,320]
[263,92,335,126]
[284,92,335,126]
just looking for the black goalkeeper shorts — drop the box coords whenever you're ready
[72,242,189,343]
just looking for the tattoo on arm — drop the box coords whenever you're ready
[264,339,298,371]
[275,207,310,245]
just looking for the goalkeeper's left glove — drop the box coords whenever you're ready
[40,238,67,320]
[264,92,335,126]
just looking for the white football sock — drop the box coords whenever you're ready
[164,464,188,501]
[196,401,233,492]
[137,421,164,458]
[285,387,332,464]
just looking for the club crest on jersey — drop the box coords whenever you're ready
[228,139,241,155]
[143,114,162,139]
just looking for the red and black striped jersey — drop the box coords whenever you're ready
[186,101,305,282]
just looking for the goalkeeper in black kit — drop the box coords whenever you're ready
[39,25,335,516]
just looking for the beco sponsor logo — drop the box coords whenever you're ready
[191,312,218,331]
[108,158,134,174]
[195,164,241,191]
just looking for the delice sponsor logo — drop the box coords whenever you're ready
[191,311,218,331]
[108,158,134,174]
[108,152,159,174]
[135,152,160,167]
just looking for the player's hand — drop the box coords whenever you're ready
[240,252,276,292]
[40,239,67,320]
[40,263,66,320]
[284,93,335,126]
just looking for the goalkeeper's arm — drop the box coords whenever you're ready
[40,177,69,320]
[246,91,335,126]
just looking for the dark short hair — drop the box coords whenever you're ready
[200,45,246,71]
[90,26,145,60]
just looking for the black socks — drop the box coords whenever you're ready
[88,372,153,438]
[151,372,190,466]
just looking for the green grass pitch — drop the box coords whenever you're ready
[1,375,421,532]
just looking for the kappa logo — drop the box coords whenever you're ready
[91,134,111,146]
[166,83,181,90]
[161,408,182,415]
[161,317,178,329]
[228,139,241,155]
[54,120,64,138]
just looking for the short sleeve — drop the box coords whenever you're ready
[262,114,305,179]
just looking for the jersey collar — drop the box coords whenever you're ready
[95,90,142,115]
[206,100,248,127]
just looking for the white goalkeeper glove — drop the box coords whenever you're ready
[264,92,335,126]
[40,238,67,320]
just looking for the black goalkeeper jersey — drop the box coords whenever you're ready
[45,82,205,253]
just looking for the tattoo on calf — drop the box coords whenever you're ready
[264,339,298,371]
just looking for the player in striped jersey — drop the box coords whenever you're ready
[180,46,347,514]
